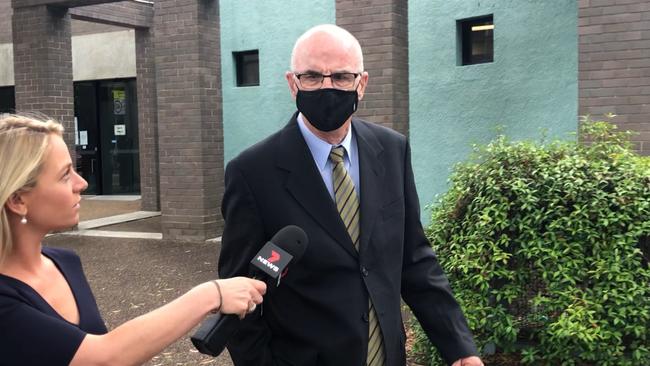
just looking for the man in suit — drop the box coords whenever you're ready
[218,24,483,366]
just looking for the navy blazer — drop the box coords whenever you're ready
[218,113,477,366]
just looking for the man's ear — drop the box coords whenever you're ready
[5,192,27,217]
[285,71,299,99]
[357,71,369,101]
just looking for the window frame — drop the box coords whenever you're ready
[233,50,260,87]
[457,15,494,66]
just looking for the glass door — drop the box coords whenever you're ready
[97,80,140,195]
[74,82,101,194]
[74,79,140,195]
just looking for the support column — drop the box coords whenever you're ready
[336,0,409,136]
[154,0,223,240]
[136,28,160,211]
[12,5,75,145]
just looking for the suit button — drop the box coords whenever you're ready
[362,313,369,322]
[360,265,369,276]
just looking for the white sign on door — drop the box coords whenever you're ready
[114,124,126,136]
[79,131,88,146]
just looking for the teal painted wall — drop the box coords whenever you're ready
[220,0,334,162]
[409,0,578,223]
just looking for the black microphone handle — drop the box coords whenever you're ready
[190,274,266,357]
[191,225,308,356]
[190,312,240,357]
[190,272,269,357]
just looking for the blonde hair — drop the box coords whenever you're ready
[0,113,63,264]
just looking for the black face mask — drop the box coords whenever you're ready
[296,88,358,132]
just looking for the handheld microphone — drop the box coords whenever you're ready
[191,225,308,356]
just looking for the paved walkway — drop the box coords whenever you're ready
[43,196,233,366]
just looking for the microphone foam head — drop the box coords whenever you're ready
[270,225,308,263]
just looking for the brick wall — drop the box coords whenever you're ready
[0,0,12,43]
[13,0,119,7]
[336,0,409,136]
[12,5,75,146]
[197,0,224,235]
[154,0,223,240]
[72,18,125,35]
[579,0,650,155]
[136,28,159,211]
[8,0,151,39]
[70,1,153,29]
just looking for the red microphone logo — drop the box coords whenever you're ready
[252,242,293,276]
[268,250,280,263]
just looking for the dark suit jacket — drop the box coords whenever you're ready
[218,113,477,366]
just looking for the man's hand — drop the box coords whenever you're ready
[451,356,484,366]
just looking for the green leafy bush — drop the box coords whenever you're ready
[410,119,650,366]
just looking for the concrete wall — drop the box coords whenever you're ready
[0,44,13,86]
[72,29,136,81]
[1,0,13,86]
[0,0,11,44]
[409,0,578,222]
[1,29,136,85]
[220,0,334,163]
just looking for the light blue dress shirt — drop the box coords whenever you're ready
[297,113,360,200]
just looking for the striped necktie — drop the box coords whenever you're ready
[329,146,385,366]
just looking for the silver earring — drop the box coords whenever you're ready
[20,216,27,224]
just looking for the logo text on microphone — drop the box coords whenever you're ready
[256,255,280,272]
[251,242,293,280]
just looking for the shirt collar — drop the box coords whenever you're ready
[297,113,354,171]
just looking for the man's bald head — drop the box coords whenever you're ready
[290,24,364,72]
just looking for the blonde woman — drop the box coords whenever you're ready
[0,114,266,366]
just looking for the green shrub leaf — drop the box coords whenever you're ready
[409,118,650,365]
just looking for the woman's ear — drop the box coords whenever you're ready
[5,192,27,217]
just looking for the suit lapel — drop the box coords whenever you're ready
[352,119,385,254]
[277,113,359,259]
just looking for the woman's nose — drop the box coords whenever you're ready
[73,171,88,192]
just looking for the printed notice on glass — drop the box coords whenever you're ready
[79,131,88,146]
[113,90,126,115]
[114,124,126,136]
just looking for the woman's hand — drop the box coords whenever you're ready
[216,277,267,316]
[71,277,267,366]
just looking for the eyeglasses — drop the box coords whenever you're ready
[294,72,360,91]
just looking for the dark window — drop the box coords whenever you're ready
[458,15,494,66]
[234,50,260,87]
[0,86,16,113]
